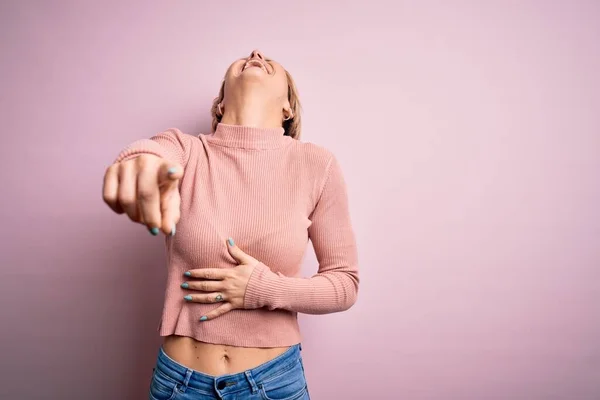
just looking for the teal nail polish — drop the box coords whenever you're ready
[228,238,234,246]
[150,227,159,236]
[168,167,177,174]
[184,271,191,277]
[181,282,189,289]
[184,295,192,301]
[200,316,208,321]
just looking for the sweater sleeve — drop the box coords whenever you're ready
[243,155,359,314]
[114,128,192,169]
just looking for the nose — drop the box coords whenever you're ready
[249,49,264,60]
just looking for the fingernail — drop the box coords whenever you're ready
[228,238,234,246]
[200,316,208,321]
[171,224,176,237]
[184,271,191,277]
[149,227,159,236]
[181,282,189,289]
[184,295,192,301]
[168,167,177,175]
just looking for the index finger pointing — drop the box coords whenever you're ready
[184,269,228,280]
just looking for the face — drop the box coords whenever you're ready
[223,50,290,110]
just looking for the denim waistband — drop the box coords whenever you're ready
[155,344,302,396]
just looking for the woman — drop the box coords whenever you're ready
[103,50,359,400]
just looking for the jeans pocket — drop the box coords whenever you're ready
[259,360,308,400]
[260,384,307,400]
[149,369,178,400]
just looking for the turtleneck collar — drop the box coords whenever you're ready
[206,123,290,150]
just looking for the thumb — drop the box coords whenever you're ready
[157,161,183,188]
[227,238,257,265]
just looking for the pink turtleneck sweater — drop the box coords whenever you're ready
[115,124,359,347]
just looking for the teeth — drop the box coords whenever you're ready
[244,60,264,71]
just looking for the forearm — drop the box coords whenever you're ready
[244,153,361,314]
[243,263,359,314]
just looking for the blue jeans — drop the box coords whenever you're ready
[149,344,310,400]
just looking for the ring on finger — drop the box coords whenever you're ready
[214,294,224,302]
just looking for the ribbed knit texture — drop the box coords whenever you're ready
[115,123,359,347]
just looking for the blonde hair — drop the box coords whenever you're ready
[210,68,302,139]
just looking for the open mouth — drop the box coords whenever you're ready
[242,59,268,73]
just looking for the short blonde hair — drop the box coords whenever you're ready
[210,68,302,139]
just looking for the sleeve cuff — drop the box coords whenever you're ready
[114,139,168,163]
[243,263,279,309]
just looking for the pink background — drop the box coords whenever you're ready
[1,1,599,399]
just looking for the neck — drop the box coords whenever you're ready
[221,88,282,129]
[209,123,288,150]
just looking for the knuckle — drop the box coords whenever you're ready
[119,159,133,173]
[205,271,215,280]
[103,193,116,205]
[137,188,154,201]
[118,194,134,207]
[137,154,159,169]
[106,164,118,175]
[136,155,150,167]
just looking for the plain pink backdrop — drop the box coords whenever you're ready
[1,1,599,399]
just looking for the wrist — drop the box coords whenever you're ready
[243,263,277,309]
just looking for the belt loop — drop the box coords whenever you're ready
[183,369,193,387]
[244,371,259,394]
[175,369,193,394]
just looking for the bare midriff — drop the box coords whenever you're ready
[162,335,290,376]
